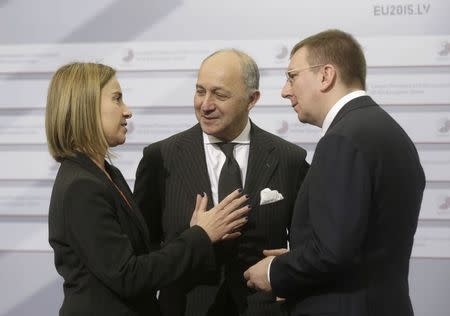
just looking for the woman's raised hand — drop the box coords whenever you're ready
[190,189,251,242]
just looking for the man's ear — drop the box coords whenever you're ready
[319,64,336,92]
[247,90,260,111]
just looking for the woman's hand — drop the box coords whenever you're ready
[190,189,250,242]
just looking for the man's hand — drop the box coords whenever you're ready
[263,248,289,302]
[243,256,274,292]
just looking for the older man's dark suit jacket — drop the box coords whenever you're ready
[270,96,425,316]
[134,122,309,316]
[48,152,215,316]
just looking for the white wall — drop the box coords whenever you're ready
[0,1,449,315]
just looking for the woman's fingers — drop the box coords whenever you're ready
[215,189,243,210]
[220,194,249,215]
[221,231,241,240]
[224,205,251,223]
[231,219,247,231]
[196,193,208,214]
[222,206,250,236]
[227,213,249,230]
[198,191,251,242]
[194,194,202,212]
[191,193,209,227]
[190,194,203,227]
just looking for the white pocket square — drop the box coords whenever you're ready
[260,188,284,205]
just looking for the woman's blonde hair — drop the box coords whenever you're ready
[45,62,116,162]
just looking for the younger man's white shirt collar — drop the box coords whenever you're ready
[320,90,366,137]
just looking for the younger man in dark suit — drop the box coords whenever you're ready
[134,49,309,315]
[244,29,425,316]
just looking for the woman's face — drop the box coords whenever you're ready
[100,76,132,147]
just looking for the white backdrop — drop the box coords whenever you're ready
[0,0,449,315]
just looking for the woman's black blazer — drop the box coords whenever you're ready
[48,153,214,316]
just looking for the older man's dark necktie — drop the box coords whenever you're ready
[215,143,243,315]
[218,142,242,202]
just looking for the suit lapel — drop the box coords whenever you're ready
[245,123,279,205]
[171,125,214,209]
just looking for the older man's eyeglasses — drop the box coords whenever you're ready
[285,64,325,85]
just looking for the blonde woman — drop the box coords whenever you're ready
[46,62,250,316]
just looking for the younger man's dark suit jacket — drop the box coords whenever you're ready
[134,122,309,316]
[270,96,425,316]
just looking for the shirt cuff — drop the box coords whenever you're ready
[267,256,276,285]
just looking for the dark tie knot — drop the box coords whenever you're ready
[217,142,242,202]
[218,142,237,159]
